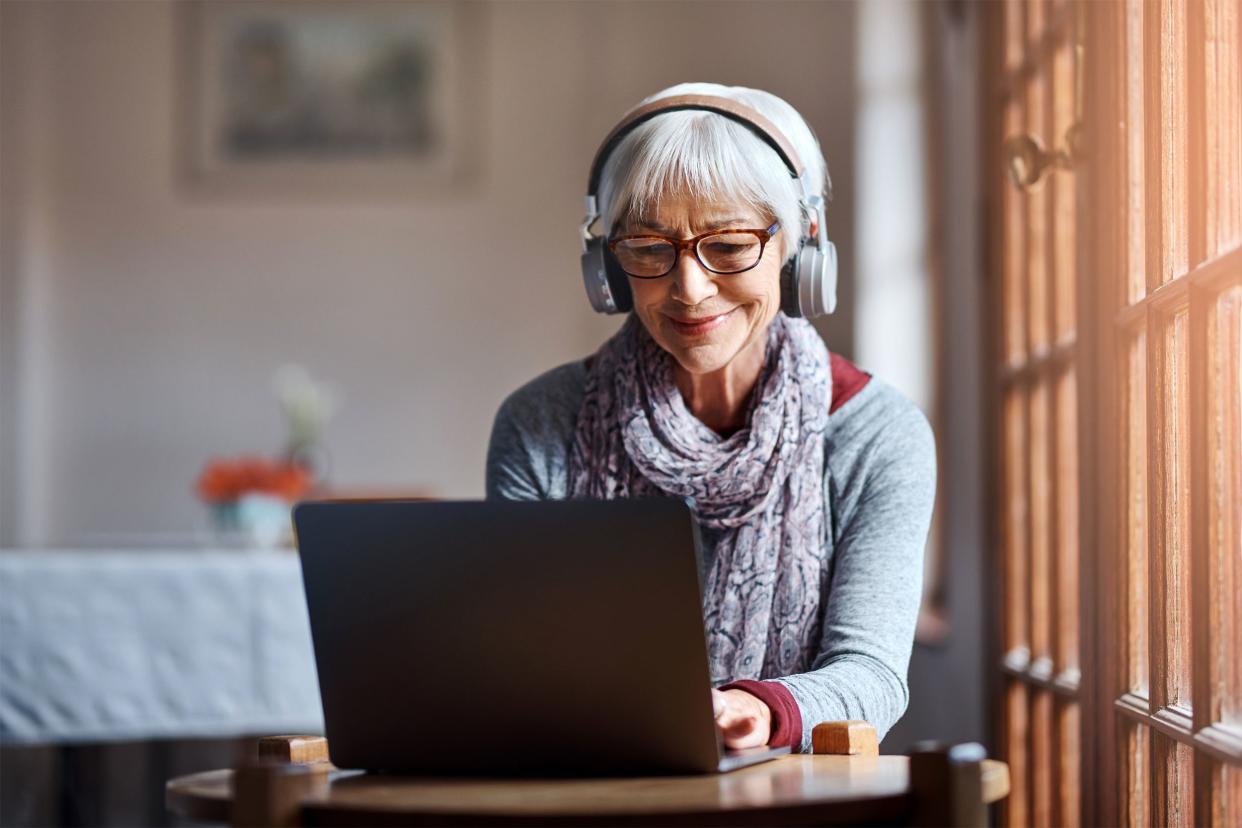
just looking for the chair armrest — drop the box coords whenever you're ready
[811,721,878,756]
[257,735,330,766]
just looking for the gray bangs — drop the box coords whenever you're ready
[598,111,803,262]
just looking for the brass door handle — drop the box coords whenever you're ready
[1003,123,1082,191]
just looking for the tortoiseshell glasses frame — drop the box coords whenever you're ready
[607,221,781,279]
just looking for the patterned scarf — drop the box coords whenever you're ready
[567,312,832,683]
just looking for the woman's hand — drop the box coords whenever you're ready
[711,687,772,749]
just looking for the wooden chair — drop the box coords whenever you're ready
[214,724,1007,827]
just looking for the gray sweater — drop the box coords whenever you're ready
[485,356,936,750]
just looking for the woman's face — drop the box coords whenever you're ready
[619,192,784,376]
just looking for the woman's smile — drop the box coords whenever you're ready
[666,308,737,337]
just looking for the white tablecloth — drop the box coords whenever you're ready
[0,550,324,744]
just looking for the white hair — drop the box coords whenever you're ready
[597,82,830,263]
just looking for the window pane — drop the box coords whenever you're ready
[1225,762,1242,828]
[1126,329,1150,693]
[1155,0,1189,284]
[1031,688,1054,826]
[1052,40,1077,340]
[1152,309,1193,708]
[1053,699,1081,827]
[1126,0,1147,304]
[1003,96,1028,365]
[1026,56,1051,353]
[1004,680,1031,828]
[1198,757,1242,828]
[1121,720,1150,828]
[1029,380,1052,664]
[1054,365,1079,673]
[1204,0,1242,256]
[1151,731,1195,827]
[1212,285,1242,726]
[1004,387,1030,654]
[1004,0,1026,74]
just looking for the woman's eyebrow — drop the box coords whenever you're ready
[633,218,751,234]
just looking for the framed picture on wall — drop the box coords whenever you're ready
[178,1,478,195]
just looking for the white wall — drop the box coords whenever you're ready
[855,0,932,412]
[0,0,858,546]
[881,0,988,752]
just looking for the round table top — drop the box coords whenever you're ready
[166,754,1010,826]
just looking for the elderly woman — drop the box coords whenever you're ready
[486,82,935,754]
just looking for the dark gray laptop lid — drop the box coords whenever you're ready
[293,497,727,775]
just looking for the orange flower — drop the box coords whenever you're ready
[195,455,313,503]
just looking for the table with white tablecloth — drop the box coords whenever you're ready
[0,550,324,746]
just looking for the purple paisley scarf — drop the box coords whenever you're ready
[567,312,832,683]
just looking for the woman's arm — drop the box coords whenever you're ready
[770,383,937,751]
[485,362,586,501]
[486,394,546,501]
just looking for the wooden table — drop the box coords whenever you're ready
[166,753,1011,826]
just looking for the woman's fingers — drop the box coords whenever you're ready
[719,715,764,749]
[711,688,771,749]
[719,712,759,738]
[711,691,762,747]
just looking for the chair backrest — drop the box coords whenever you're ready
[907,740,989,828]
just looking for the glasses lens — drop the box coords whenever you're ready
[613,238,675,277]
[698,232,763,273]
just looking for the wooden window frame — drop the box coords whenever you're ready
[984,1,1242,825]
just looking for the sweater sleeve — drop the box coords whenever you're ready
[485,393,545,501]
[715,679,803,748]
[770,387,936,751]
[485,360,586,502]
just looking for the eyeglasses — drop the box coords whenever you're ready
[607,221,780,279]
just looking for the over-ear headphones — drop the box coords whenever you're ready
[579,94,837,319]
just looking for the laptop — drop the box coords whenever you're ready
[292,497,791,776]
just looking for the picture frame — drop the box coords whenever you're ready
[178,1,477,196]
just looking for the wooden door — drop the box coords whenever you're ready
[984,1,1242,825]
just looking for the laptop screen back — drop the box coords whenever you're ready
[293,497,723,775]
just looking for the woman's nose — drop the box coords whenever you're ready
[669,248,718,306]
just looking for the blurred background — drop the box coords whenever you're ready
[0,1,987,824]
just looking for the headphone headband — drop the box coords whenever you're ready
[585,94,805,197]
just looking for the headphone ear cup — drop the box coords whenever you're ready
[780,253,803,318]
[581,239,630,314]
[787,239,837,320]
[603,246,633,313]
[817,239,838,316]
[797,244,824,319]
